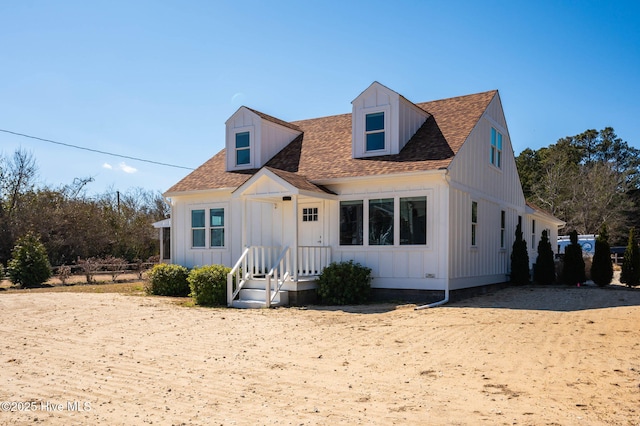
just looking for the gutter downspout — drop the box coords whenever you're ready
[416,171,451,310]
[415,286,449,310]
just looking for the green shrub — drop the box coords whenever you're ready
[317,260,372,305]
[510,223,530,285]
[7,232,52,288]
[591,224,613,287]
[534,229,556,285]
[188,264,231,306]
[561,230,586,285]
[145,263,190,296]
[620,228,640,287]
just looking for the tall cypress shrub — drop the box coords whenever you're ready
[561,230,586,285]
[620,228,640,287]
[510,223,530,285]
[591,224,613,287]
[534,229,556,284]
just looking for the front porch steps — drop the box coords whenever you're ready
[230,287,289,309]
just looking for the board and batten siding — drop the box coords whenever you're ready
[445,93,526,289]
[225,107,301,171]
[169,192,240,269]
[326,173,449,290]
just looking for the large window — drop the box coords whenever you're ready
[365,112,385,151]
[400,197,426,245]
[490,127,503,168]
[369,198,394,245]
[339,196,428,247]
[191,209,206,248]
[191,207,225,248]
[340,201,363,245]
[235,131,250,166]
[471,201,478,246]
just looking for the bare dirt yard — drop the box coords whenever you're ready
[1,282,639,425]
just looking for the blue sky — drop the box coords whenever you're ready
[1,0,639,195]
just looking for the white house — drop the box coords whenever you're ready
[164,82,564,308]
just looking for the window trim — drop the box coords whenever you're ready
[231,126,255,169]
[531,219,536,250]
[338,191,430,248]
[360,106,391,156]
[189,205,227,249]
[490,127,503,169]
[471,201,478,247]
[365,111,386,152]
[500,210,506,249]
[191,209,206,248]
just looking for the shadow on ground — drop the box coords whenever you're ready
[448,284,640,312]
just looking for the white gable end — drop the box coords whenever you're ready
[352,81,429,158]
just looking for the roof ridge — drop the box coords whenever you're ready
[244,107,302,132]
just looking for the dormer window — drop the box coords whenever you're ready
[235,131,251,166]
[365,112,385,151]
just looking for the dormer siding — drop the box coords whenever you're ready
[352,82,429,159]
[225,107,301,172]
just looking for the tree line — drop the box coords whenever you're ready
[0,149,168,268]
[516,127,640,245]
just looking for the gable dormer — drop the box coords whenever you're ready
[225,107,302,172]
[351,82,430,158]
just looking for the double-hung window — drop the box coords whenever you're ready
[191,207,225,248]
[531,219,536,249]
[191,209,206,248]
[210,208,225,247]
[235,131,251,166]
[471,201,478,246]
[490,127,503,168]
[365,112,385,152]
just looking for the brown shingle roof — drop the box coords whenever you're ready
[165,90,497,194]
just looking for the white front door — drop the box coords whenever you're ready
[298,202,323,247]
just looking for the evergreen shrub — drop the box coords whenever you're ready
[620,228,640,287]
[591,224,613,287]
[561,230,586,285]
[145,263,190,296]
[534,229,556,284]
[317,260,372,305]
[510,223,530,285]
[7,232,52,288]
[188,264,231,306]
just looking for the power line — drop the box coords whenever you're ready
[0,128,195,171]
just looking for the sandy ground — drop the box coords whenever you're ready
[1,285,639,426]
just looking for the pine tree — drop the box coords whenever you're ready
[510,223,530,285]
[561,230,586,285]
[591,224,613,287]
[534,229,556,284]
[620,228,640,287]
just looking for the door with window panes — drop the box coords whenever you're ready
[298,202,323,247]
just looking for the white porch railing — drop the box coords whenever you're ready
[265,247,291,308]
[297,246,331,277]
[227,246,250,307]
[228,245,332,307]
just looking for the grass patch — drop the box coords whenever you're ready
[1,280,146,295]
